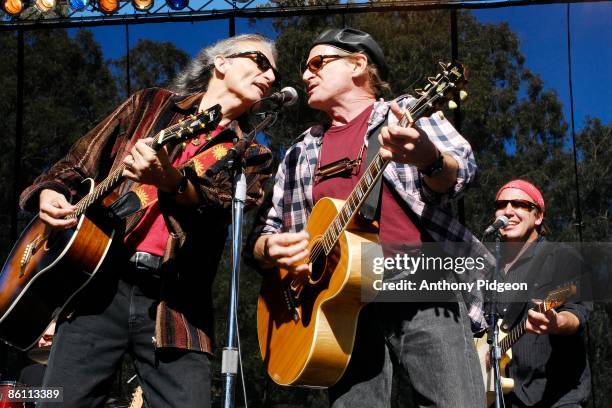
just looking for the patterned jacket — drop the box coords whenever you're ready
[20,87,274,353]
[251,96,492,332]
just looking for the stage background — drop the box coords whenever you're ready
[0,1,610,406]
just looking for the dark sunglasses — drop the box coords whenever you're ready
[305,54,350,74]
[227,51,279,82]
[495,199,540,212]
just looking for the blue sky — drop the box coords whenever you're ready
[71,1,612,131]
[473,2,612,130]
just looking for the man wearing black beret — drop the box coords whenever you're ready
[252,28,486,407]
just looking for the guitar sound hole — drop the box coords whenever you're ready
[44,228,73,252]
[309,250,326,284]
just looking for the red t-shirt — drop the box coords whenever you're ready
[124,126,224,256]
[313,105,424,246]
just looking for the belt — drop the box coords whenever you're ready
[129,251,163,270]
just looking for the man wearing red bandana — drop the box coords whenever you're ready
[492,179,591,407]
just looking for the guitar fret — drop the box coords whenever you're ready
[321,154,390,252]
[66,107,220,220]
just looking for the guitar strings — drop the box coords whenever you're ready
[68,110,215,220]
[309,92,438,262]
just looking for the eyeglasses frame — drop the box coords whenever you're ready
[225,50,280,82]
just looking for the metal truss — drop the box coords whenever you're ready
[0,0,607,30]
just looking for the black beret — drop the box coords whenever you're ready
[311,28,389,81]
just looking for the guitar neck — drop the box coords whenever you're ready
[72,136,159,218]
[70,108,219,218]
[72,164,128,218]
[499,319,526,355]
[320,110,415,256]
[499,301,548,354]
[320,153,389,255]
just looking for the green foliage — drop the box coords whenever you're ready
[0,29,119,260]
[111,39,190,98]
[0,27,120,379]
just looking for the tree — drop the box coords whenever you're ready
[0,27,119,379]
[0,29,119,258]
[111,39,190,98]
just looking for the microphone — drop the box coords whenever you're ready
[252,87,298,112]
[267,86,298,106]
[484,215,509,235]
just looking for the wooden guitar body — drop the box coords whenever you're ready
[257,197,378,387]
[474,322,515,406]
[0,178,115,350]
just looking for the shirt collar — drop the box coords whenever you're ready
[172,92,205,112]
[508,235,545,266]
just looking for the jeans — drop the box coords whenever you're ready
[329,300,486,408]
[38,256,211,408]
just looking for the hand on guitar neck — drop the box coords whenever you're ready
[39,189,77,230]
[254,231,310,276]
[378,101,438,167]
[525,301,580,336]
[122,137,183,193]
[378,101,460,194]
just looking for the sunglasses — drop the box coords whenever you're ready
[305,54,350,74]
[495,199,540,212]
[226,51,280,82]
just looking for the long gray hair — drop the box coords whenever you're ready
[170,34,276,96]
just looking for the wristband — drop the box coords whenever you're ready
[419,150,444,177]
[169,171,188,195]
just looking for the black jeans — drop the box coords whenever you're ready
[38,257,211,408]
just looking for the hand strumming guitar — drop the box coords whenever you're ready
[254,231,310,276]
[39,189,77,230]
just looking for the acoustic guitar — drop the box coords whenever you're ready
[257,62,468,387]
[474,283,577,406]
[0,105,222,351]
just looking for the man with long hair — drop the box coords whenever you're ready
[20,34,277,407]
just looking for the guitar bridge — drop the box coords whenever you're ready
[19,241,36,277]
[283,287,300,322]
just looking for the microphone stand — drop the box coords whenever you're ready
[485,231,504,408]
[214,109,278,408]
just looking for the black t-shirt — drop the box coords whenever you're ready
[493,239,591,407]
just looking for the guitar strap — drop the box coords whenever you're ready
[109,128,234,220]
[359,116,388,223]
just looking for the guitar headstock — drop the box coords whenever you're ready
[406,62,467,125]
[153,104,223,149]
[537,283,577,312]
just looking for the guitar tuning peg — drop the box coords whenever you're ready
[438,111,445,120]
[415,88,425,96]
[428,76,437,84]
[448,100,458,110]
[438,61,448,69]
[459,90,468,101]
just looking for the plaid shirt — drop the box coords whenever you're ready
[252,96,492,332]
